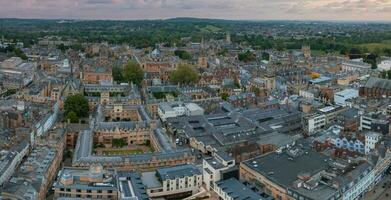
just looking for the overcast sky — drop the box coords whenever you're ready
[0,0,390,21]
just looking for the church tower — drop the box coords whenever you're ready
[198,38,208,68]
[302,45,311,58]
[226,32,231,44]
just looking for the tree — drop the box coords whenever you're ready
[221,93,229,101]
[169,64,199,85]
[238,51,256,62]
[252,87,261,95]
[123,61,144,85]
[112,138,127,148]
[14,48,27,60]
[71,43,85,52]
[384,48,391,57]
[112,66,124,83]
[349,48,363,59]
[364,53,378,69]
[65,111,78,123]
[261,52,270,61]
[57,43,68,52]
[64,94,89,121]
[174,50,192,60]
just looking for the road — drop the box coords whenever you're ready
[154,128,174,152]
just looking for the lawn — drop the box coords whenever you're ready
[356,41,391,53]
[101,149,144,155]
[311,50,339,56]
[198,25,222,33]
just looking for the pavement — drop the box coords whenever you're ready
[362,174,391,200]
[154,128,174,152]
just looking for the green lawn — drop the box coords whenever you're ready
[199,25,222,33]
[356,41,391,53]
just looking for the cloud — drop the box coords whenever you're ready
[0,0,390,21]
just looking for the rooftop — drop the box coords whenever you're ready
[216,178,269,200]
[117,171,149,200]
[53,166,117,190]
[364,77,391,90]
[243,145,329,189]
[156,164,201,181]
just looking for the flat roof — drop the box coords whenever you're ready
[141,171,162,188]
[216,178,267,200]
[156,164,201,181]
[243,147,329,189]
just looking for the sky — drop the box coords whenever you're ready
[0,0,390,21]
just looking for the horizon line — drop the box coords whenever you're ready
[1,16,391,24]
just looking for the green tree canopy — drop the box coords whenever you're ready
[221,93,229,101]
[364,53,378,69]
[348,48,363,59]
[123,61,144,85]
[169,64,199,85]
[57,43,68,52]
[384,49,391,57]
[14,48,28,60]
[65,111,79,123]
[112,66,125,83]
[174,50,192,60]
[112,138,127,148]
[64,94,89,121]
[261,52,270,61]
[238,50,256,62]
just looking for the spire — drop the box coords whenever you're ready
[70,61,73,80]
[200,37,205,56]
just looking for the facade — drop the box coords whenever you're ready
[53,165,118,199]
[341,60,371,72]
[202,152,235,190]
[227,92,256,108]
[103,105,141,122]
[93,122,157,148]
[334,89,359,106]
[83,66,113,84]
[365,131,382,155]
[304,106,346,135]
[378,59,391,71]
[360,77,391,98]
[333,136,365,154]
[158,102,204,122]
[299,89,317,100]
[141,164,202,199]
[360,112,390,135]
[214,178,268,200]
[305,113,326,135]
